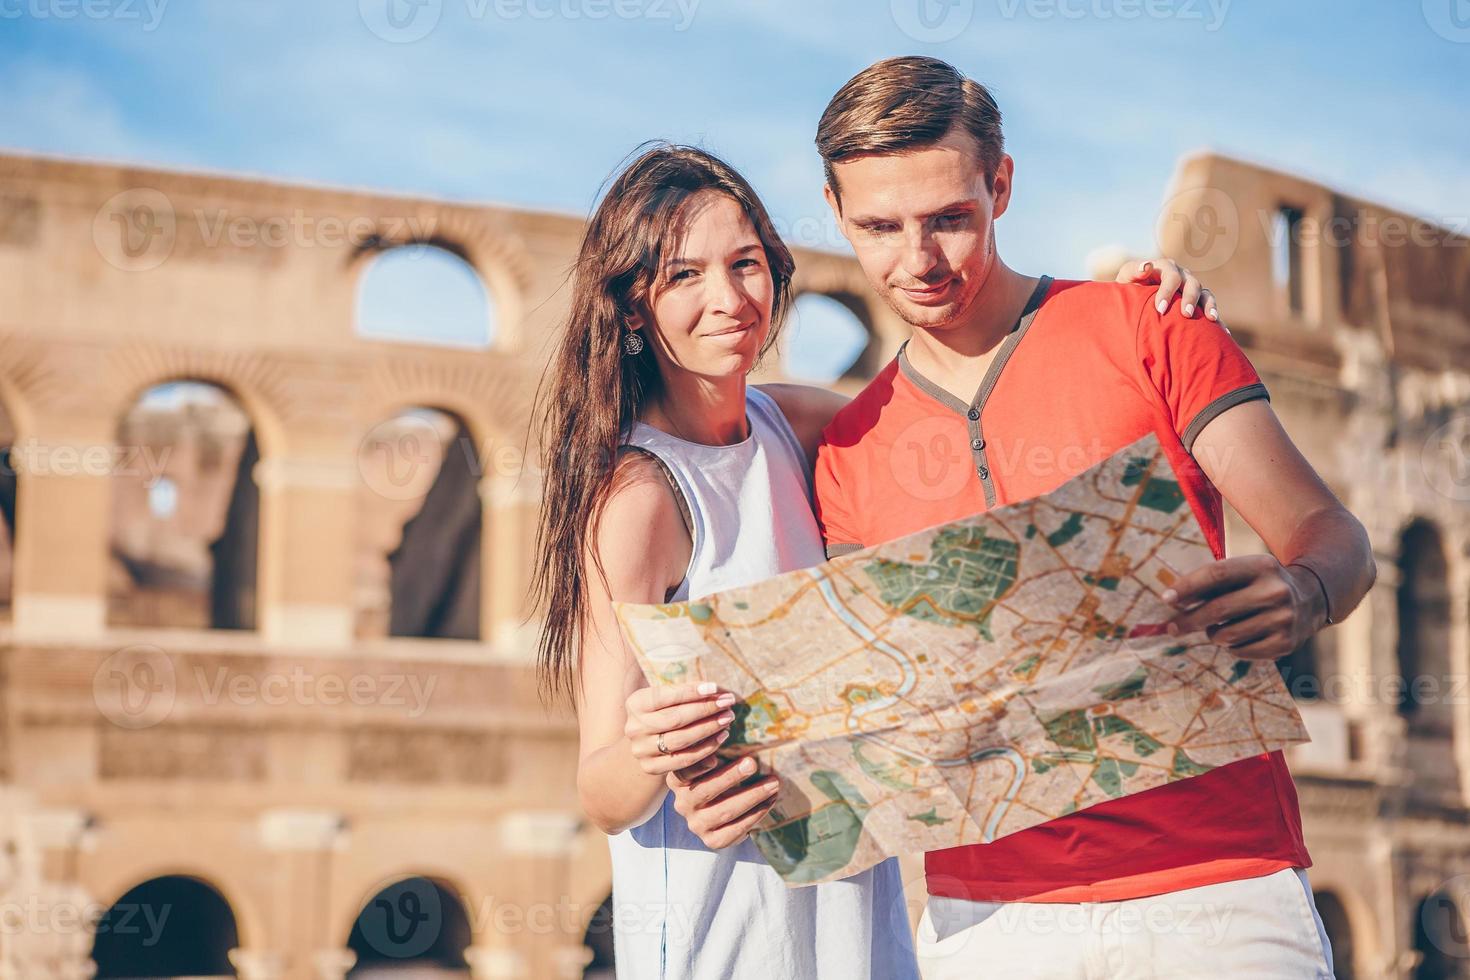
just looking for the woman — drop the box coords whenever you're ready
[529,143,1216,979]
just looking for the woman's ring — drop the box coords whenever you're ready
[657,733,671,755]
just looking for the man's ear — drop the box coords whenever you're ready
[990,154,1015,220]
[823,182,846,235]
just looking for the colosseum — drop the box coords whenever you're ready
[0,148,1466,979]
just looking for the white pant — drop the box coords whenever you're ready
[916,868,1334,979]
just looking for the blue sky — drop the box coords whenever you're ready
[3,0,1466,362]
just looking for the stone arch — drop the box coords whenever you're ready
[1276,633,1322,701]
[106,377,264,631]
[782,291,876,383]
[100,352,292,465]
[581,892,614,979]
[343,873,475,976]
[90,873,243,979]
[349,218,532,353]
[354,241,497,350]
[90,863,264,952]
[0,379,20,622]
[1313,889,1356,979]
[1396,519,1452,732]
[1293,866,1382,978]
[360,361,539,643]
[1413,887,1468,979]
[355,402,486,640]
[0,342,41,435]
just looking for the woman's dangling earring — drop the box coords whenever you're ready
[622,330,645,356]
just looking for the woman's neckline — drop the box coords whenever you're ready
[631,411,756,450]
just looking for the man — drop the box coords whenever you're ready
[815,56,1374,977]
[679,56,1376,978]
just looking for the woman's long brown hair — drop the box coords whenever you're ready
[529,143,795,707]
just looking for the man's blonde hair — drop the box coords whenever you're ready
[815,56,1005,202]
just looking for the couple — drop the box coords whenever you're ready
[531,56,1376,980]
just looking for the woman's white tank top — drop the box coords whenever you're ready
[608,385,916,980]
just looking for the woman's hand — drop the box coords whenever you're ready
[624,681,737,775]
[667,755,782,849]
[1116,257,1220,321]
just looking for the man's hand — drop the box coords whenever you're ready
[1116,257,1219,320]
[667,754,781,849]
[1162,554,1330,661]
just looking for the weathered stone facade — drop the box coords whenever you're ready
[1146,153,1470,979]
[0,148,1464,978]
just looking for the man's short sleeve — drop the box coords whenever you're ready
[1135,301,1269,453]
[813,436,864,559]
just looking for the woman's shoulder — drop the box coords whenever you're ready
[594,449,690,579]
[753,383,851,463]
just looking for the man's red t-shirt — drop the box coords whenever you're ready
[812,276,1310,903]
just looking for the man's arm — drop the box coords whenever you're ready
[1164,399,1377,659]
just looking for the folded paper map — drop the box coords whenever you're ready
[613,433,1310,887]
